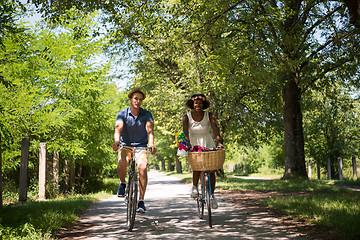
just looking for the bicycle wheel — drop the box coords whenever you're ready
[205,174,212,228]
[197,195,204,219]
[126,174,138,231]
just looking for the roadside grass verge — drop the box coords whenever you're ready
[0,178,118,239]
[167,170,360,239]
[263,192,360,239]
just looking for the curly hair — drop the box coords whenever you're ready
[185,94,210,109]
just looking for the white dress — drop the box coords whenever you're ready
[187,111,216,148]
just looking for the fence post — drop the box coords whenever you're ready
[308,159,312,179]
[19,137,30,202]
[39,142,47,200]
[316,159,321,180]
[352,156,358,180]
[338,157,343,180]
[327,158,331,180]
[53,150,60,192]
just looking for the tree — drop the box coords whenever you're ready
[22,0,360,178]
[304,82,360,177]
[0,7,120,195]
[105,0,360,178]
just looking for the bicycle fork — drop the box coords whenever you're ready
[201,172,213,204]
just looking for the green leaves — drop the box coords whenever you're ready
[0,8,122,191]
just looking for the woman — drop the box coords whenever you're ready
[182,94,223,209]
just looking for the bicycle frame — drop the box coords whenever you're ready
[120,145,148,232]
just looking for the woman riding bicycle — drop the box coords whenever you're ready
[182,94,223,209]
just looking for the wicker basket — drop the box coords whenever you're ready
[187,149,225,171]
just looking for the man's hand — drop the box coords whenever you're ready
[148,145,156,155]
[112,141,120,151]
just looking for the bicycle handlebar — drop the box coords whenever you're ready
[118,144,150,152]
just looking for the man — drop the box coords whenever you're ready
[112,88,156,213]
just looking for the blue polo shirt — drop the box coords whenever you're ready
[116,107,154,147]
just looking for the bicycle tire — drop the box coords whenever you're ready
[126,174,138,231]
[205,174,212,228]
[197,195,204,219]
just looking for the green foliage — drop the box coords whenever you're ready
[303,82,360,177]
[2,1,360,200]
[0,222,51,240]
[0,7,122,196]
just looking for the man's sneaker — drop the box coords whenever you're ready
[117,183,126,197]
[190,185,199,198]
[211,196,218,209]
[137,200,146,213]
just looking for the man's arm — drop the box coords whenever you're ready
[145,121,156,155]
[112,120,124,151]
[209,112,223,148]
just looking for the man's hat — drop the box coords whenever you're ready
[128,87,146,99]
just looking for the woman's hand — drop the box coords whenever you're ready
[217,142,224,149]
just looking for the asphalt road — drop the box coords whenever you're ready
[57,170,307,240]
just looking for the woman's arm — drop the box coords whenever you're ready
[209,112,223,148]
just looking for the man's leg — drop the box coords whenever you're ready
[117,149,131,197]
[137,150,148,200]
[136,150,148,213]
[117,149,130,182]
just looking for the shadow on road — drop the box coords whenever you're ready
[57,170,307,240]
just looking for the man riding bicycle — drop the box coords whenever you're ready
[112,88,156,213]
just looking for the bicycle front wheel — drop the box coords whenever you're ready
[205,174,212,228]
[197,195,204,219]
[126,174,138,231]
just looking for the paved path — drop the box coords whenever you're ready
[58,170,307,239]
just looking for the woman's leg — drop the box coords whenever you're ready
[210,171,216,194]
[193,171,201,186]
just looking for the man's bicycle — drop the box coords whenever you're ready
[187,148,225,228]
[119,145,148,232]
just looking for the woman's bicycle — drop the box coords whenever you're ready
[187,148,225,228]
[119,145,148,232]
[196,171,213,227]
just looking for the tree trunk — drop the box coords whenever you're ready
[343,0,360,27]
[53,150,60,192]
[352,156,358,180]
[161,157,166,171]
[19,137,30,202]
[167,159,174,171]
[70,159,75,190]
[63,159,69,193]
[175,154,182,173]
[282,80,307,178]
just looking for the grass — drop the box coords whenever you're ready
[0,178,118,239]
[264,192,360,239]
[167,170,360,239]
